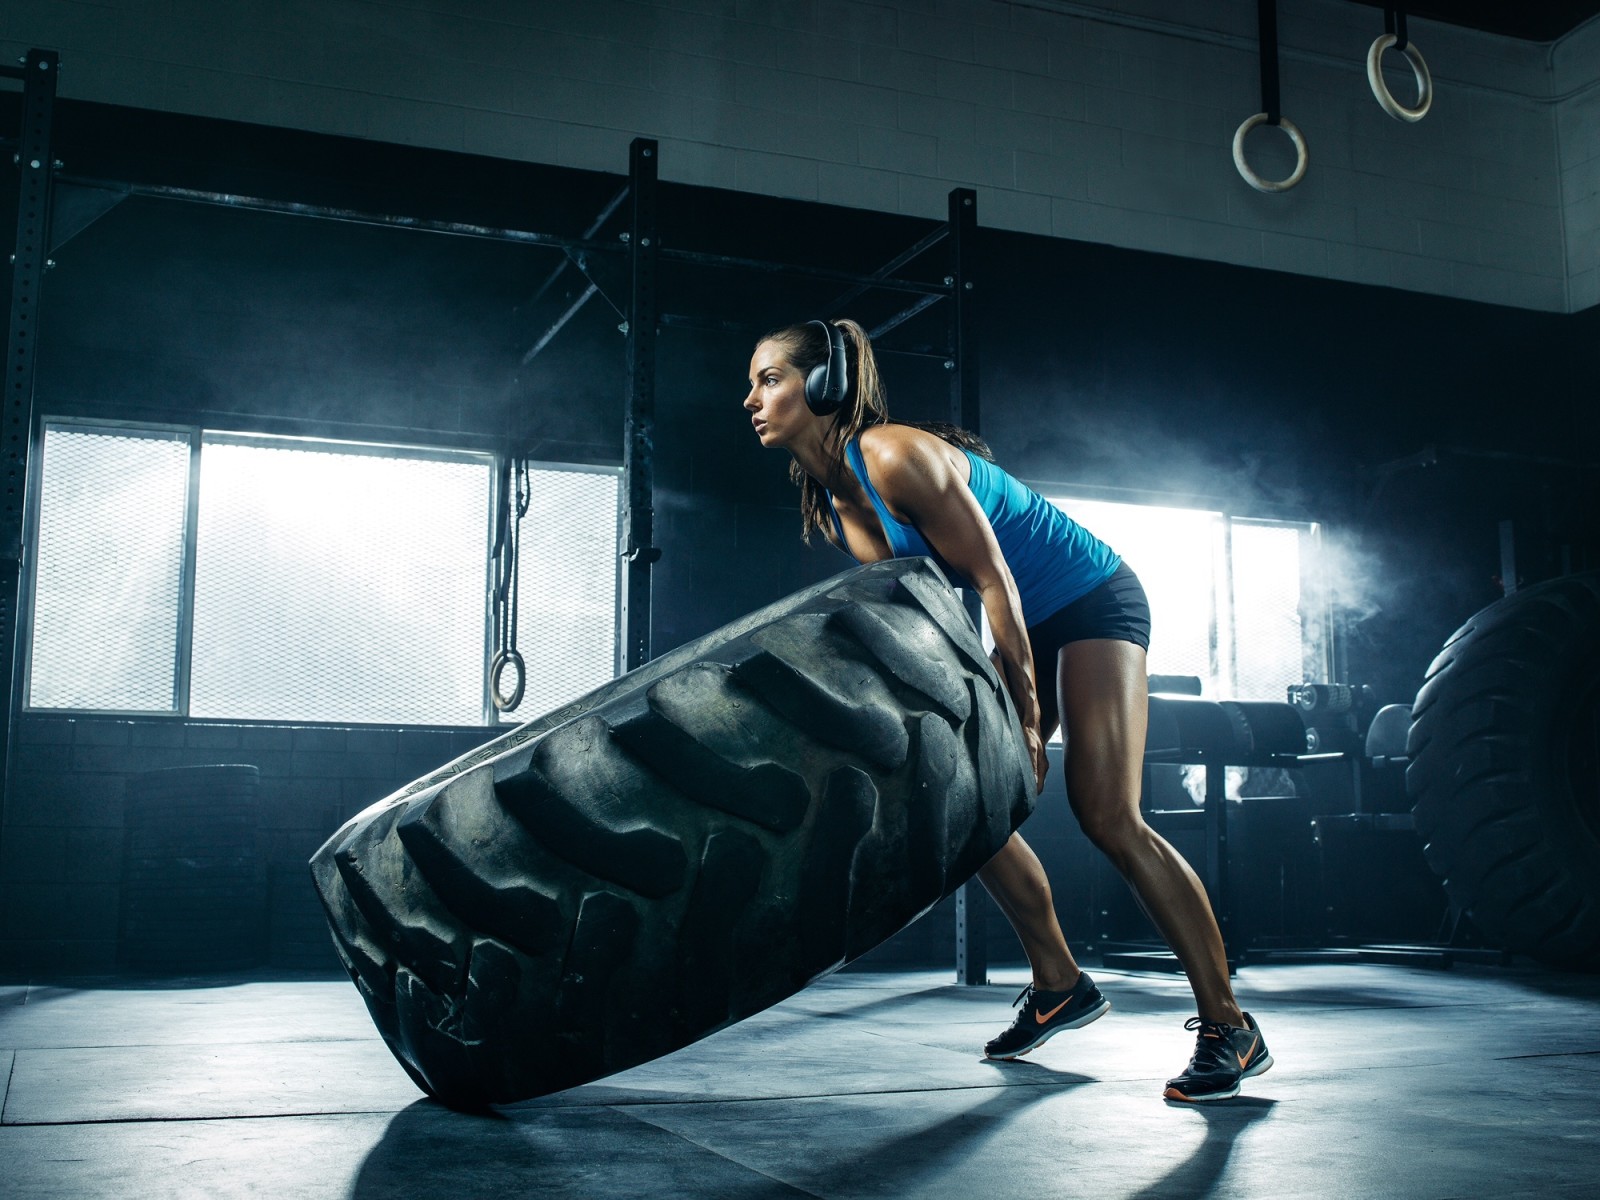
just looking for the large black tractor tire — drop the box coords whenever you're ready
[310,559,1033,1107]
[1408,570,1600,969]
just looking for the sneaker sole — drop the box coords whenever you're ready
[984,997,1111,1060]
[1162,1052,1274,1103]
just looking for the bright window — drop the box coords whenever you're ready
[188,436,493,725]
[1044,497,1328,701]
[25,422,619,725]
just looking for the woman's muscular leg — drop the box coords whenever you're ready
[1057,638,1242,1026]
[975,653,1082,992]
[977,833,1081,992]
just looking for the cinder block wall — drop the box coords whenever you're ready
[1,716,499,975]
[2,0,1595,311]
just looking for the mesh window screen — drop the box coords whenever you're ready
[189,438,491,725]
[1231,520,1307,700]
[28,426,190,712]
[498,466,620,722]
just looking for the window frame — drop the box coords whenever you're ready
[21,417,620,727]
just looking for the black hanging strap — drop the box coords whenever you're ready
[1385,3,1409,52]
[490,455,530,712]
[1257,0,1281,126]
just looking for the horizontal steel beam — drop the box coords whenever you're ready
[43,177,956,303]
[55,175,618,255]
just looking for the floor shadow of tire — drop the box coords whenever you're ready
[1126,1097,1278,1200]
[347,1098,810,1199]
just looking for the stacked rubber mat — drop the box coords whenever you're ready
[119,764,264,972]
[268,862,341,971]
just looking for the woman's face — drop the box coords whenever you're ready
[744,340,811,449]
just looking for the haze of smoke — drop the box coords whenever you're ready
[992,384,1314,522]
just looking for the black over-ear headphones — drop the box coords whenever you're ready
[803,320,850,416]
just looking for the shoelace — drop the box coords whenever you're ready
[1012,980,1085,1010]
[993,984,1039,1035]
[1182,1016,1236,1071]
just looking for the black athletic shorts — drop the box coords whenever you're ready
[1026,561,1151,685]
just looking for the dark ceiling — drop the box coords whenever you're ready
[1350,1,1600,42]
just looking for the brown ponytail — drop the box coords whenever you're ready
[758,318,992,545]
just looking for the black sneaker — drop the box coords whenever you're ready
[983,973,1110,1060]
[1163,1013,1273,1102]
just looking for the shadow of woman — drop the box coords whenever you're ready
[788,1063,1093,1195]
[1128,1097,1279,1200]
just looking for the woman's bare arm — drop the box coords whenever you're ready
[859,427,1047,791]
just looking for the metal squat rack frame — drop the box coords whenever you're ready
[1,57,990,981]
[1,49,59,849]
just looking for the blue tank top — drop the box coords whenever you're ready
[825,437,1121,627]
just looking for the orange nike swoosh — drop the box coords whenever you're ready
[1237,1036,1260,1069]
[1036,998,1072,1025]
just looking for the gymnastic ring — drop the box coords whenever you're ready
[490,649,526,713]
[1367,33,1432,122]
[1232,113,1308,193]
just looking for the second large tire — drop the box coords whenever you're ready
[310,558,1034,1106]
[1408,570,1600,968]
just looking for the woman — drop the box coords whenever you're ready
[743,318,1272,1103]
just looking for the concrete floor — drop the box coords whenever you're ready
[2,961,1597,1199]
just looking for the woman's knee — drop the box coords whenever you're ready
[1074,803,1151,863]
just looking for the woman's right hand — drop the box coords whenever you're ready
[1025,721,1049,794]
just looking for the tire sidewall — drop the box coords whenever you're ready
[1410,572,1600,964]
[1528,612,1600,882]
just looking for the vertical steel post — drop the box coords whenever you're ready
[948,188,990,986]
[947,189,978,433]
[955,885,988,987]
[2,49,60,822]
[620,138,659,671]
[1203,757,1237,971]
